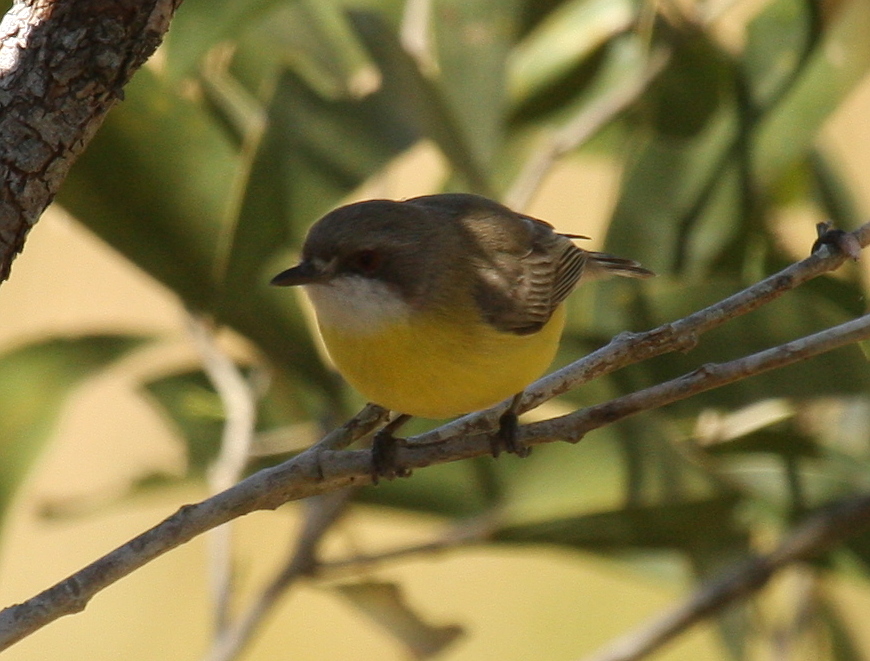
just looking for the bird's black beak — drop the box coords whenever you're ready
[270,259,331,287]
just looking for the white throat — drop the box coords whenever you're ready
[305,276,411,333]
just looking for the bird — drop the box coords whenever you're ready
[271,193,653,478]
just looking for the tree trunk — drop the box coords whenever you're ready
[0,0,180,281]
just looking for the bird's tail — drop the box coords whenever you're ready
[585,251,655,279]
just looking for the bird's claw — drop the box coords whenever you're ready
[490,409,531,458]
[371,430,412,483]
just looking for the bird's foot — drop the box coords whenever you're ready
[371,414,412,483]
[490,396,531,459]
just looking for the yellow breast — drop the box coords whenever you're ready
[317,303,566,419]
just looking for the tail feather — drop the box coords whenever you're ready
[585,251,655,279]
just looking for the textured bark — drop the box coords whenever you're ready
[0,0,181,282]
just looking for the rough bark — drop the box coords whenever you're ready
[0,0,181,282]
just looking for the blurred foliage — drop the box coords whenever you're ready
[4,0,870,658]
[0,335,146,530]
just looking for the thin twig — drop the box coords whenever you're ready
[310,403,391,453]
[186,315,259,633]
[577,493,870,661]
[317,513,498,577]
[0,227,867,651]
[204,490,354,661]
[520,312,870,446]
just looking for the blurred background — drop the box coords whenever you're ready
[1,0,870,659]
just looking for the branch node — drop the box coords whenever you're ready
[813,221,863,261]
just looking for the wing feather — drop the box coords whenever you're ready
[466,209,590,335]
[408,194,650,336]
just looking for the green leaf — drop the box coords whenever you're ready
[800,269,867,320]
[818,593,866,661]
[508,21,648,132]
[508,0,634,103]
[705,427,821,458]
[141,367,320,478]
[810,149,866,232]
[57,68,240,310]
[0,335,146,528]
[215,67,420,296]
[498,427,627,522]
[753,0,870,185]
[843,526,870,579]
[141,371,225,476]
[711,452,868,514]
[227,0,383,100]
[348,10,493,195]
[163,0,287,78]
[610,415,723,505]
[59,66,345,401]
[431,0,523,169]
[743,0,814,108]
[644,26,733,139]
[604,112,739,275]
[494,496,746,553]
[685,533,754,661]
[603,27,741,276]
[335,581,463,659]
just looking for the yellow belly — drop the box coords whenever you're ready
[317,305,566,419]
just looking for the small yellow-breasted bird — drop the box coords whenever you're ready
[271,193,653,476]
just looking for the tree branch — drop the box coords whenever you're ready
[518,312,870,447]
[317,513,498,576]
[0,226,867,650]
[186,315,260,634]
[578,493,870,661]
[0,0,180,281]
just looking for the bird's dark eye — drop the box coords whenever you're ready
[349,249,382,274]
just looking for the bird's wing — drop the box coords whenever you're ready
[464,209,589,336]
[408,194,649,336]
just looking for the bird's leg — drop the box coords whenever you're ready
[491,392,531,458]
[371,413,413,482]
